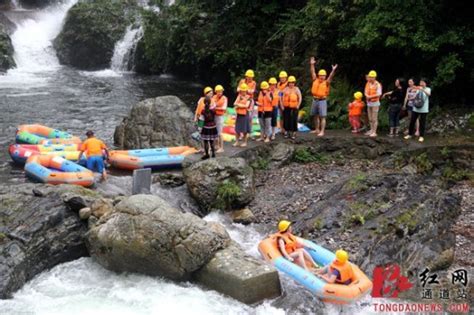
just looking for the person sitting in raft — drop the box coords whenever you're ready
[79,131,109,181]
[316,249,354,285]
[276,220,319,272]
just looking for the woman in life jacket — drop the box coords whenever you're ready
[316,249,355,285]
[276,220,318,272]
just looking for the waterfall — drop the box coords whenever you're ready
[11,0,21,9]
[6,0,77,73]
[110,24,143,72]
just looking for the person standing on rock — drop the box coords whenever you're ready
[276,220,319,272]
[212,85,228,153]
[277,71,288,134]
[194,86,214,128]
[309,57,338,137]
[233,83,251,147]
[364,70,382,137]
[256,81,273,143]
[382,78,406,136]
[348,91,365,133]
[237,70,257,141]
[79,131,108,181]
[405,78,431,143]
[403,78,419,136]
[268,77,280,140]
[282,76,302,140]
[200,96,218,159]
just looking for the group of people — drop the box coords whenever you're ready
[348,76,431,142]
[195,56,432,158]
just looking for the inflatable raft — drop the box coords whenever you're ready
[16,124,81,145]
[258,236,372,304]
[25,155,94,187]
[108,146,197,170]
[9,144,84,165]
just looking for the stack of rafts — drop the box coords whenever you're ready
[9,124,197,187]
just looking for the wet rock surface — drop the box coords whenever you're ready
[0,183,101,298]
[86,194,231,281]
[114,96,198,149]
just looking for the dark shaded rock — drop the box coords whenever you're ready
[183,157,255,213]
[0,184,101,298]
[64,195,87,211]
[86,194,230,281]
[114,95,198,149]
[54,0,131,70]
[153,173,185,188]
[18,0,58,9]
[0,22,15,73]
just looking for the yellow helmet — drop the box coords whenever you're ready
[368,70,377,78]
[260,81,269,89]
[279,71,288,78]
[245,69,255,78]
[203,86,213,95]
[335,249,349,263]
[288,76,296,83]
[214,85,224,92]
[318,69,327,76]
[278,220,292,232]
[268,77,277,85]
[354,91,363,100]
[239,83,248,92]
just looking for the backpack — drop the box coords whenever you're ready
[413,90,425,108]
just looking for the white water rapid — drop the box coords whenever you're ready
[0,0,77,88]
[110,24,144,72]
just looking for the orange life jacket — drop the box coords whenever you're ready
[329,261,354,285]
[213,95,228,116]
[277,81,288,92]
[311,79,330,99]
[257,91,273,112]
[348,100,365,116]
[270,89,280,107]
[365,81,382,102]
[274,232,298,254]
[195,97,205,117]
[238,79,256,98]
[234,95,250,116]
[283,88,299,109]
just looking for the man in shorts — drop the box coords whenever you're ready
[309,56,337,137]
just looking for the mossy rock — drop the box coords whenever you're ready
[54,0,135,70]
[0,28,15,72]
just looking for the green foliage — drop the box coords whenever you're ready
[414,152,433,174]
[345,173,368,192]
[313,218,324,231]
[293,147,330,164]
[468,114,474,129]
[440,147,451,158]
[251,158,270,171]
[0,232,5,243]
[138,0,473,106]
[395,209,418,232]
[442,166,470,182]
[215,180,241,210]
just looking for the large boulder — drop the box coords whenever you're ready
[0,19,15,73]
[183,157,255,213]
[0,184,101,298]
[114,95,198,149]
[194,242,281,304]
[53,0,131,70]
[86,194,230,281]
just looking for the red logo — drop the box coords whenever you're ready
[372,264,414,298]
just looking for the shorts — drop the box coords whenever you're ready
[214,115,224,135]
[235,114,249,134]
[311,99,327,117]
[367,101,381,107]
[87,155,104,173]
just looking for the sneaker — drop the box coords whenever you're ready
[404,135,412,140]
[418,137,424,143]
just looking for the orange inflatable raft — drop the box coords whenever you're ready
[258,235,372,304]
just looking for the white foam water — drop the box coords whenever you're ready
[110,24,144,72]
[0,258,283,315]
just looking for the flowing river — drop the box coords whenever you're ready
[0,2,382,314]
